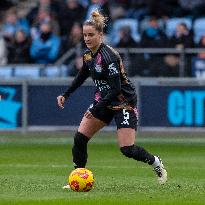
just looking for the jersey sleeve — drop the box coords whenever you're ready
[62,61,89,99]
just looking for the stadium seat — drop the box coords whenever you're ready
[165,18,192,38]
[193,18,205,43]
[110,18,140,45]
[0,66,13,78]
[44,66,61,77]
[14,66,40,78]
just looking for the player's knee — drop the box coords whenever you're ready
[120,145,134,158]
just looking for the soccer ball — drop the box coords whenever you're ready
[68,168,95,192]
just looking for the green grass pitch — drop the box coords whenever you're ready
[0,132,204,205]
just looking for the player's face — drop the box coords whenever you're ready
[83,25,103,52]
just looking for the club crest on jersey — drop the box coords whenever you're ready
[84,53,92,62]
[108,63,118,76]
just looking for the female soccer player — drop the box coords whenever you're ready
[57,11,167,185]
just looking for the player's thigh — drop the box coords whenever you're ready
[78,116,106,138]
[114,108,138,147]
[117,128,136,147]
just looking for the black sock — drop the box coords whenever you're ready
[72,132,89,168]
[120,145,155,165]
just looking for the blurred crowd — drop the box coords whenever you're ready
[1,0,205,77]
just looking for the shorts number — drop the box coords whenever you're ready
[121,109,130,125]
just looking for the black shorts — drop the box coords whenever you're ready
[89,104,138,130]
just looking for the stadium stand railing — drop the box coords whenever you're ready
[1,47,205,78]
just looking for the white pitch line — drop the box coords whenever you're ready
[0,164,147,169]
[0,164,204,170]
[0,137,205,145]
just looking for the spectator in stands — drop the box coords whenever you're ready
[2,8,30,37]
[10,29,31,63]
[116,26,137,48]
[126,0,148,20]
[109,0,129,20]
[147,0,179,18]
[0,0,16,17]
[58,0,86,36]
[140,17,168,48]
[169,23,194,49]
[30,21,60,64]
[30,8,60,39]
[140,17,168,76]
[175,0,205,19]
[27,0,59,25]
[115,26,141,76]
[60,22,84,55]
[60,22,85,75]
[164,23,194,76]
[0,34,7,65]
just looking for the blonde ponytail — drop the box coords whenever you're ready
[84,10,107,32]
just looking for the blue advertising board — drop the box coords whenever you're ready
[140,85,205,127]
[0,85,22,128]
[2,82,205,129]
[28,85,96,126]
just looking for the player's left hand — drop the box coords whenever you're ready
[84,110,93,119]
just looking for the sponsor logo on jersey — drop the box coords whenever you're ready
[94,80,110,91]
[108,63,118,76]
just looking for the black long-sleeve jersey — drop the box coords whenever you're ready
[62,43,137,111]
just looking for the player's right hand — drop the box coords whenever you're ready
[57,95,65,109]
